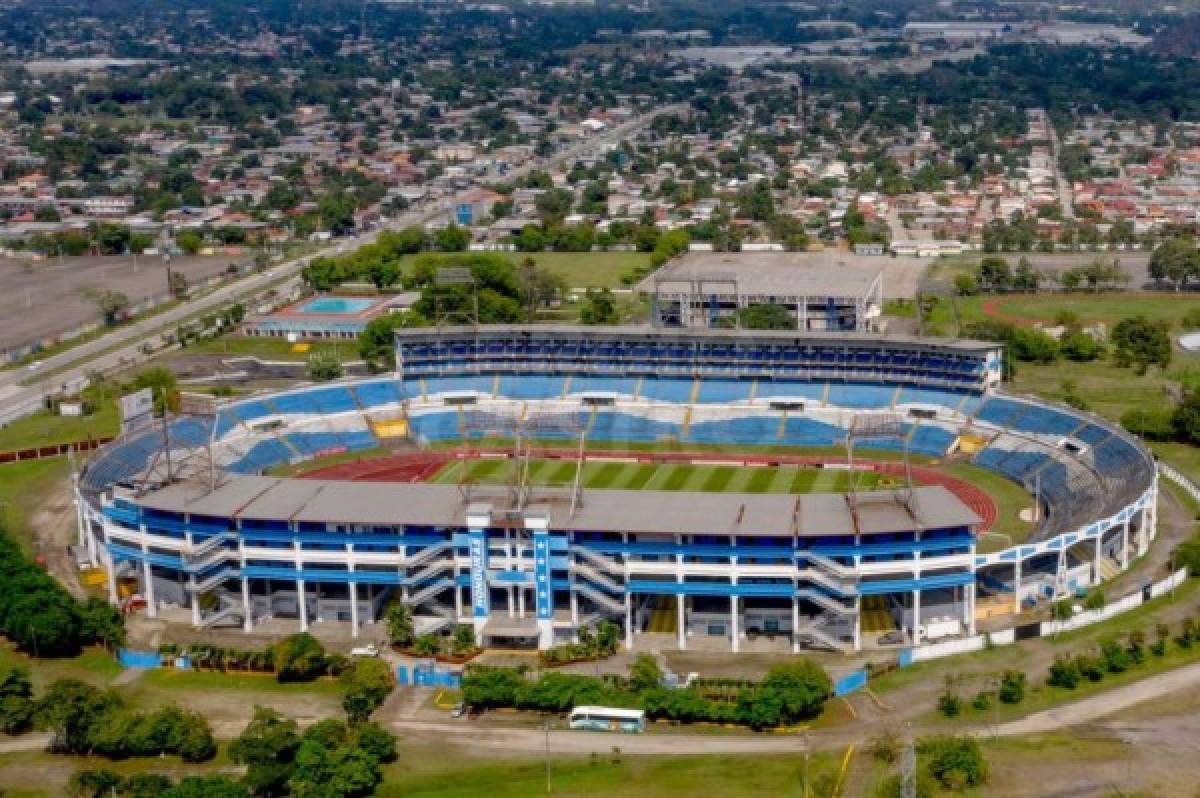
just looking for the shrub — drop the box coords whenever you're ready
[1076,653,1105,683]
[972,691,991,711]
[937,692,962,718]
[340,658,394,724]
[1082,590,1106,611]
[0,666,34,734]
[997,671,1026,705]
[921,735,988,790]
[273,633,327,683]
[1101,641,1130,674]
[868,727,901,764]
[1047,656,1080,689]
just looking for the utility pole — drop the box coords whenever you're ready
[901,722,916,798]
[543,718,551,795]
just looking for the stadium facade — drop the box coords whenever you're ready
[75,327,1158,653]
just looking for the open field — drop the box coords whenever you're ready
[0,254,239,356]
[0,402,118,451]
[391,250,649,290]
[0,458,73,550]
[430,457,892,494]
[968,292,1200,327]
[183,336,351,361]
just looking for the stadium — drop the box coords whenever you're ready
[75,326,1158,654]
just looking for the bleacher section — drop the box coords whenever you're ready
[825,383,896,409]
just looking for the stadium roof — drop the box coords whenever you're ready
[136,477,980,537]
[643,252,883,299]
[392,324,1000,353]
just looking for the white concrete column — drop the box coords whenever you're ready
[730,594,739,653]
[507,586,515,618]
[677,594,686,651]
[967,583,976,636]
[143,559,157,618]
[517,586,526,619]
[624,594,633,649]
[105,550,119,605]
[1094,532,1103,585]
[1121,521,1130,569]
[454,584,463,619]
[912,590,921,646]
[349,581,359,638]
[569,587,579,627]
[791,596,800,654]
[854,595,862,652]
[190,570,201,627]
[242,577,252,632]
[297,579,308,631]
[1013,558,1022,615]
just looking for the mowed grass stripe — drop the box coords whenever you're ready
[547,461,578,484]
[587,462,625,489]
[661,465,695,491]
[789,469,819,493]
[744,468,777,493]
[701,466,738,492]
[620,464,659,490]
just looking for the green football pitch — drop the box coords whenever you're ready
[428,458,891,494]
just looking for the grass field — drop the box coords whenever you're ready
[0,402,118,451]
[0,458,72,550]
[394,251,650,290]
[430,458,891,494]
[184,336,353,361]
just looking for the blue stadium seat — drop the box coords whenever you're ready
[756,381,826,403]
[568,376,639,396]
[826,383,895,409]
[496,375,563,399]
[423,376,495,397]
[638,378,695,403]
[780,417,844,447]
[695,379,754,404]
[353,381,403,409]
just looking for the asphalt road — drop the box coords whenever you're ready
[0,105,682,425]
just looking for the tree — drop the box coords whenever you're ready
[364,259,400,291]
[1112,316,1172,373]
[997,670,1026,704]
[35,678,122,754]
[86,289,130,326]
[921,735,988,790]
[434,224,470,252]
[383,600,414,647]
[356,310,428,372]
[169,270,189,299]
[759,658,832,723]
[307,350,344,381]
[318,192,357,236]
[737,303,795,330]
[1058,329,1103,362]
[979,256,1012,291]
[534,188,574,222]
[340,658,394,724]
[229,707,301,797]
[513,224,546,252]
[175,230,202,255]
[579,288,618,325]
[273,634,328,683]
[133,367,180,415]
[629,654,663,692]
[1007,328,1059,363]
[0,666,33,734]
[1149,237,1199,289]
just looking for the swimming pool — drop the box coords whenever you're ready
[298,297,376,315]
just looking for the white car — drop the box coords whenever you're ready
[350,644,380,658]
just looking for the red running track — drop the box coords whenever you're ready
[301,448,998,533]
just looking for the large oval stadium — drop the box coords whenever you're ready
[76,326,1157,653]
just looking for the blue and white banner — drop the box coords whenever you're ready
[468,528,489,618]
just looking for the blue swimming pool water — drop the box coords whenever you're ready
[299,297,376,315]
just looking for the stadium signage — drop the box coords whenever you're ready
[119,388,155,436]
[468,529,489,618]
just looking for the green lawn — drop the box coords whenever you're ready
[959,292,1200,327]
[136,667,345,696]
[0,402,119,451]
[393,250,649,291]
[379,748,845,798]
[0,458,72,550]
[184,336,352,361]
[430,458,888,494]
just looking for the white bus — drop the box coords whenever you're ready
[568,706,646,734]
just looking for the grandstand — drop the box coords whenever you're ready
[75,327,1157,654]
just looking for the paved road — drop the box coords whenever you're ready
[0,732,52,754]
[0,105,681,425]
